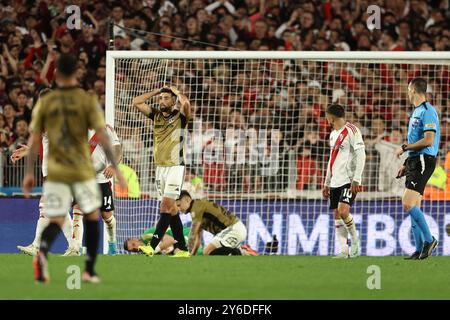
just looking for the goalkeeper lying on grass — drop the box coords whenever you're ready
[124,227,204,255]
[124,225,258,256]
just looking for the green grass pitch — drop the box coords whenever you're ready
[1,254,449,300]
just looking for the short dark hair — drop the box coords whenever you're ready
[410,77,427,94]
[385,29,398,42]
[112,2,124,10]
[13,116,28,130]
[123,238,130,251]
[178,190,192,200]
[56,54,78,78]
[326,104,345,118]
[159,87,177,97]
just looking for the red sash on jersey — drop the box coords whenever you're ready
[89,133,99,154]
[39,139,43,160]
[329,127,349,178]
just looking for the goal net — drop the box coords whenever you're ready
[106,51,450,256]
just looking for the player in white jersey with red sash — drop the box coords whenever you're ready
[322,104,366,258]
[72,125,122,255]
[14,134,78,256]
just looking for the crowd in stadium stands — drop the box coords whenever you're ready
[0,0,449,196]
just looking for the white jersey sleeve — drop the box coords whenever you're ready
[348,125,365,151]
[348,125,366,184]
[90,125,121,183]
[106,125,121,148]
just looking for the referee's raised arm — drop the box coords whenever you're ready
[132,88,161,117]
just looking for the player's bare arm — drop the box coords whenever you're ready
[322,155,331,199]
[132,88,161,117]
[22,132,41,197]
[188,221,202,255]
[95,127,127,189]
[395,131,435,158]
[104,144,123,179]
[11,143,30,163]
[170,85,191,119]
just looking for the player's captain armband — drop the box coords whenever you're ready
[424,123,436,130]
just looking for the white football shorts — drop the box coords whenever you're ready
[155,165,185,200]
[210,220,247,249]
[42,179,101,217]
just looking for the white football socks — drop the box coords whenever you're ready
[343,214,359,242]
[335,219,349,254]
[103,215,117,243]
[62,211,75,248]
[32,215,50,247]
[72,211,84,249]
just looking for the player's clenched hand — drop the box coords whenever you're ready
[103,165,115,179]
[395,147,404,159]
[351,181,362,194]
[22,172,35,198]
[11,144,29,163]
[396,165,406,179]
[322,186,330,199]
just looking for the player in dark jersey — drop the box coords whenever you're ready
[176,191,247,256]
[132,86,191,257]
[23,54,126,283]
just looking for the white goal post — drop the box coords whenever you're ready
[105,51,450,255]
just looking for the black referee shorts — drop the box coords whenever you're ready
[405,154,436,195]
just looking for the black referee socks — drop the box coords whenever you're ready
[150,213,172,249]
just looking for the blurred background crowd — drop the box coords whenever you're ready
[0,0,449,198]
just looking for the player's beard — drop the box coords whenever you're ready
[160,105,172,113]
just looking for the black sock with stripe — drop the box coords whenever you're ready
[170,214,188,251]
[150,213,172,250]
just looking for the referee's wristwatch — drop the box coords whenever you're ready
[401,144,408,152]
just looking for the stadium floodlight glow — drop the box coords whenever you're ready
[106,51,450,256]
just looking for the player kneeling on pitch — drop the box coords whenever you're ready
[176,191,248,256]
[124,226,204,255]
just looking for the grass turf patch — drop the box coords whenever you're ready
[1,254,449,300]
